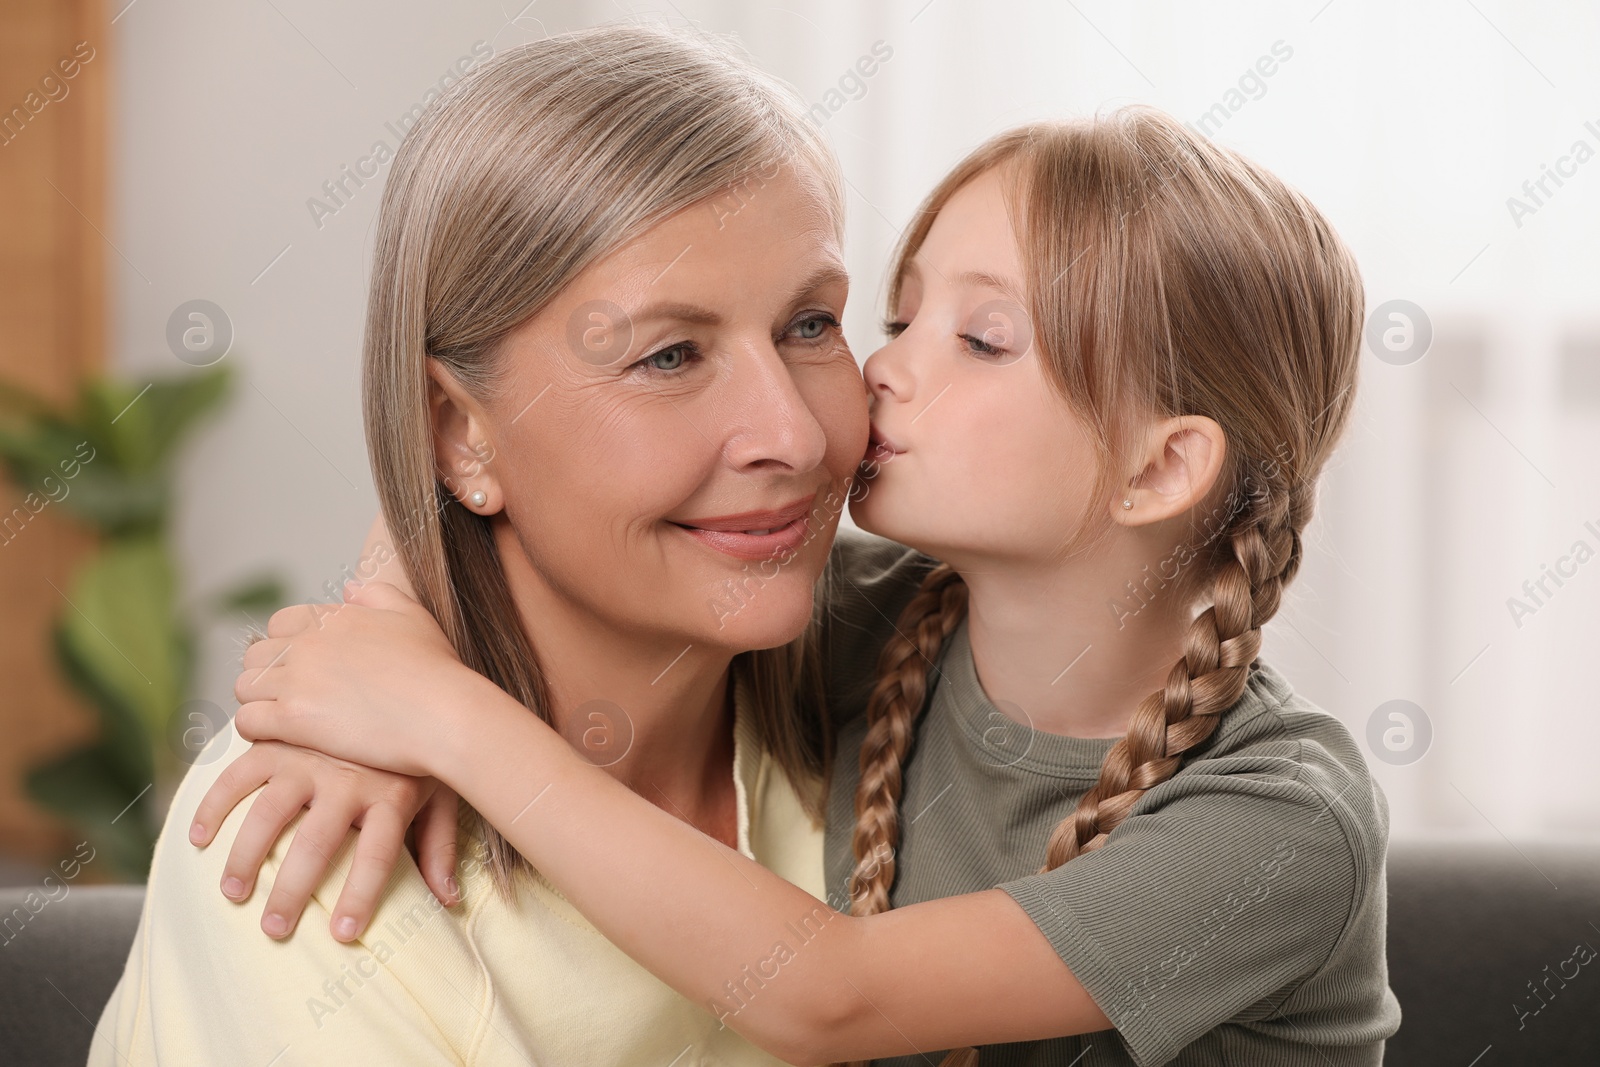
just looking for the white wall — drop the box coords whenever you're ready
[114,0,1600,840]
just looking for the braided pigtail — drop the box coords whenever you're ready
[829,564,967,1067]
[1040,477,1313,870]
[846,563,969,915]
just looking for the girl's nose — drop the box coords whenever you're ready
[863,333,914,405]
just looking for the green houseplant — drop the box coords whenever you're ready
[0,365,284,879]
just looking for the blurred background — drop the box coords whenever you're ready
[0,0,1595,888]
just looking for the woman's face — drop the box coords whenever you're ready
[852,166,1101,568]
[452,165,867,654]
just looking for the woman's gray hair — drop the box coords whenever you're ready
[361,24,845,898]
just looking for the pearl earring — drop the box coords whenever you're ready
[1121,498,1134,510]
[468,490,487,508]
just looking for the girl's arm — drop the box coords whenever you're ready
[430,678,1110,1062]
[227,580,1111,1064]
[193,512,465,941]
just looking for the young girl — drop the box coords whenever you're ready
[207,108,1402,1064]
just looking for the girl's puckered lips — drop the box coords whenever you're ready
[867,424,904,457]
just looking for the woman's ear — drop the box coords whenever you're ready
[1110,415,1228,526]
[426,359,503,514]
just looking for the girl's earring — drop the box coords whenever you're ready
[1121,498,1134,510]
[468,490,488,509]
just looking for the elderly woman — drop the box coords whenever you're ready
[88,25,888,1066]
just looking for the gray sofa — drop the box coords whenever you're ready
[1,841,1596,1064]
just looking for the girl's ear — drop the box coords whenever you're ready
[1111,415,1228,526]
[426,359,503,514]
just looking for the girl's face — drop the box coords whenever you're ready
[853,167,1101,568]
[449,165,868,653]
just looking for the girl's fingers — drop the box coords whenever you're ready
[234,640,292,729]
[190,745,275,848]
[232,700,269,743]
[219,779,313,904]
[241,635,290,670]
[234,654,288,706]
[413,785,462,907]
[233,698,300,745]
[266,602,336,637]
[327,805,411,942]
[259,799,364,940]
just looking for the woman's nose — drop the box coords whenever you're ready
[722,347,829,474]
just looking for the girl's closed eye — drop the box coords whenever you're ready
[962,303,1030,361]
[876,316,1008,359]
[960,330,1004,358]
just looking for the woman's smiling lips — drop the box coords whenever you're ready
[670,494,819,561]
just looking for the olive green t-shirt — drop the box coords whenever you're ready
[819,529,1402,1066]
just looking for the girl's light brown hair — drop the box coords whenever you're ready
[841,108,1362,1066]
[363,24,845,900]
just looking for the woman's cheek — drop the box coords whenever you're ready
[809,352,870,479]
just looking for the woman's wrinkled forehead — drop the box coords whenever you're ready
[486,164,849,382]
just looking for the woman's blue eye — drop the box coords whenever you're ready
[643,345,689,371]
[791,313,839,341]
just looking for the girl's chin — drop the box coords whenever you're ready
[848,494,959,564]
[847,488,906,542]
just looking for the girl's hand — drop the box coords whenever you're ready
[188,741,462,942]
[231,580,477,777]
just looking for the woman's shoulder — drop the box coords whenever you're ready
[105,722,488,1062]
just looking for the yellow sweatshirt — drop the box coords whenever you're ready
[87,674,824,1065]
